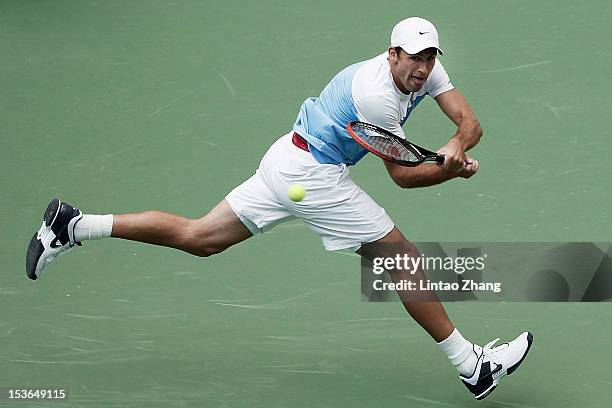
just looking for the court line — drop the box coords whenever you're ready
[211,283,346,310]
[283,370,335,374]
[130,313,188,320]
[48,347,128,357]
[149,86,203,117]
[265,336,298,341]
[262,364,305,368]
[460,316,592,324]
[517,168,581,184]
[332,317,407,323]
[6,358,95,365]
[0,325,18,339]
[541,102,564,120]
[477,61,552,73]
[488,399,540,408]
[212,302,268,309]
[130,345,153,351]
[67,313,124,321]
[214,70,236,99]
[0,287,19,295]
[575,142,607,148]
[99,143,145,162]
[54,333,107,344]
[404,395,464,407]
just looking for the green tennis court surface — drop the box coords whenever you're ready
[1,1,611,407]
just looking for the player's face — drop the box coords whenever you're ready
[388,47,437,93]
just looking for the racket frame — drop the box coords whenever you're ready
[347,121,444,167]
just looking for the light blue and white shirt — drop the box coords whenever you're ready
[293,52,453,165]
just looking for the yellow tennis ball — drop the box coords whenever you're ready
[288,184,306,202]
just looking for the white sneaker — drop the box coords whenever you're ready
[460,332,534,400]
[26,198,83,280]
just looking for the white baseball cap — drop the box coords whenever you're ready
[390,17,444,55]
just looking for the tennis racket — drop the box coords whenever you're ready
[347,121,444,167]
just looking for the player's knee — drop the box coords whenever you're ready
[181,220,227,257]
[361,228,421,259]
[192,245,225,258]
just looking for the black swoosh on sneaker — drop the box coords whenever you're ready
[462,360,494,397]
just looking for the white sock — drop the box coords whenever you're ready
[437,328,478,377]
[74,214,113,242]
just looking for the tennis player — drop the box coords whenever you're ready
[26,17,532,400]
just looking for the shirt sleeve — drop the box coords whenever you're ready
[353,93,406,139]
[426,60,454,98]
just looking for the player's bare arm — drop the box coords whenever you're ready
[383,155,478,188]
[379,89,482,187]
[435,89,483,172]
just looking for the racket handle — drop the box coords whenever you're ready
[435,154,445,164]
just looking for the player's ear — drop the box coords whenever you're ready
[388,47,399,62]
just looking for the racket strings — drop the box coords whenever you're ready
[356,125,419,162]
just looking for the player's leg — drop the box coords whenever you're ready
[358,227,454,341]
[111,200,252,257]
[26,134,296,280]
[26,198,253,280]
[359,227,533,400]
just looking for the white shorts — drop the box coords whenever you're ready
[225,133,395,251]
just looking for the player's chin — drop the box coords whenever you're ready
[405,81,423,92]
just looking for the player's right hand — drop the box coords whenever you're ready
[437,139,467,173]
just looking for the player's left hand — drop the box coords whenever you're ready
[459,155,479,179]
[437,139,466,172]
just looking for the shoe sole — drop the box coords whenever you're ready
[476,384,497,400]
[44,198,61,227]
[475,332,534,400]
[25,199,62,280]
[25,232,44,280]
